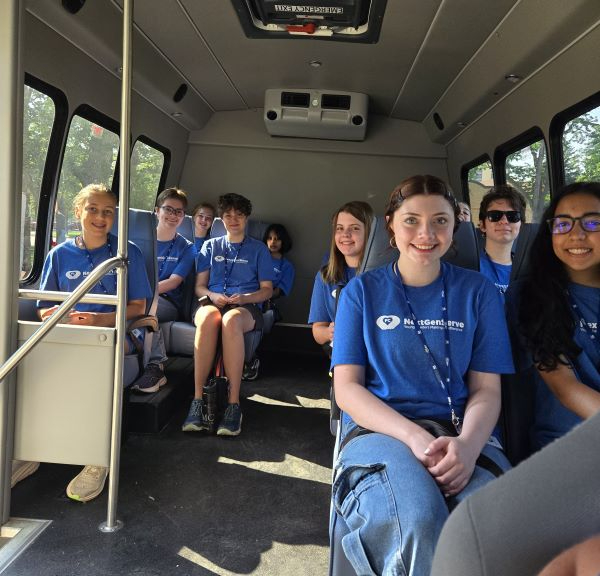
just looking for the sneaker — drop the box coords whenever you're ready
[66,465,108,502]
[130,363,167,394]
[242,357,260,381]
[182,398,209,432]
[217,403,243,436]
[11,460,40,488]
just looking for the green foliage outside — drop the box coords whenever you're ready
[21,85,165,277]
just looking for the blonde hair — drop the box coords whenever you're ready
[72,184,116,213]
[321,201,374,285]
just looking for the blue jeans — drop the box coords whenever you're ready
[331,431,510,576]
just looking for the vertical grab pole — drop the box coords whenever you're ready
[0,0,22,525]
[100,0,133,533]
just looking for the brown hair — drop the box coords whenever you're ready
[384,175,460,242]
[156,187,188,209]
[73,184,116,213]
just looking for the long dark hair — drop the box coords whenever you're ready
[519,181,600,371]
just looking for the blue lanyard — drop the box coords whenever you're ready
[158,237,177,278]
[395,263,462,433]
[223,238,245,293]
[79,236,115,295]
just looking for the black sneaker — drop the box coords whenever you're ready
[242,357,260,381]
[217,403,242,436]
[131,363,167,393]
[182,398,209,432]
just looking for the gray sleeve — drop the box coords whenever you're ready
[431,411,600,576]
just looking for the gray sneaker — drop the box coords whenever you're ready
[131,364,167,394]
[182,398,209,432]
[217,403,242,436]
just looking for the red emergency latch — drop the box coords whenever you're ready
[286,22,317,34]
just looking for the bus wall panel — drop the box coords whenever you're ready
[23,12,189,187]
[180,113,448,325]
[446,19,600,194]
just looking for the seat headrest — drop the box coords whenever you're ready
[359,216,480,274]
[177,214,194,242]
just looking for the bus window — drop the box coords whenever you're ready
[21,85,55,278]
[130,139,166,210]
[505,139,550,223]
[55,114,119,240]
[562,106,600,184]
[464,159,493,223]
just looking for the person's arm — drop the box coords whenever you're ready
[66,298,147,327]
[228,280,273,305]
[158,274,184,295]
[537,361,600,419]
[312,321,334,345]
[426,370,501,496]
[335,364,440,467]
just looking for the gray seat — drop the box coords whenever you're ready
[431,410,600,576]
[161,217,270,364]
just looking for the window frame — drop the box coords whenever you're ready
[549,89,600,191]
[460,154,493,206]
[22,74,68,285]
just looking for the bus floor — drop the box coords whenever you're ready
[8,348,334,576]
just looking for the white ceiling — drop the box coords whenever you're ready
[26,0,600,143]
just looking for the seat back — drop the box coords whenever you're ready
[177,214,194,242]
[511,222,539,283]
[111,208,158,316]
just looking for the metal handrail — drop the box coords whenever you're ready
[19,290,118,306]
[0,256,124,384]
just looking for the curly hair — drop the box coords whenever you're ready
[218,193,252,217]
[478,185,527,223]
[518,181,600,371]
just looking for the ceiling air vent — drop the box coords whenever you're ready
[231,0,387,43]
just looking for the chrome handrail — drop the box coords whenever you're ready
[0,256,124,383]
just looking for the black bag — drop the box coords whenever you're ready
[202,357,229,434]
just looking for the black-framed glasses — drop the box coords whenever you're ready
[161,205,185,217]
[547,213,600,235]
[485,210,521,223]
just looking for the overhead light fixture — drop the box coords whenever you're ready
[171,112,183,118]
[457,121,466,128]
[309,60,322,68]
[504,74,522,84]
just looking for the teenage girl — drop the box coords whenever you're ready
[263,223,295,313]
[37,183,152,502]
[192,202,215,251]
[331,175,513,576]
[510,181,600,449]
[478,185,526,295]
[308,201,373,347]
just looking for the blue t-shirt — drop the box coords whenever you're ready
[307,266,356,324]
[270,256,295,296]
[196,235,274,296]
[508,282,600,449]
[38,234,152,312]
[194,235,209,252]
[157,233,196,307]
[331,262,514,422]
[479,253,511,296]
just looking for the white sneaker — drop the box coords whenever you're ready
[11,460,40,488]
[66,465,108,502]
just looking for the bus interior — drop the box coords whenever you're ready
[2,0,600,574]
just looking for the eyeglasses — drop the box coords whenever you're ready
[161,205,185,217]
[547,213,600,235]
[485,210,521,223]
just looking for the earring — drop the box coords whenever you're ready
[389,237,397,248]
